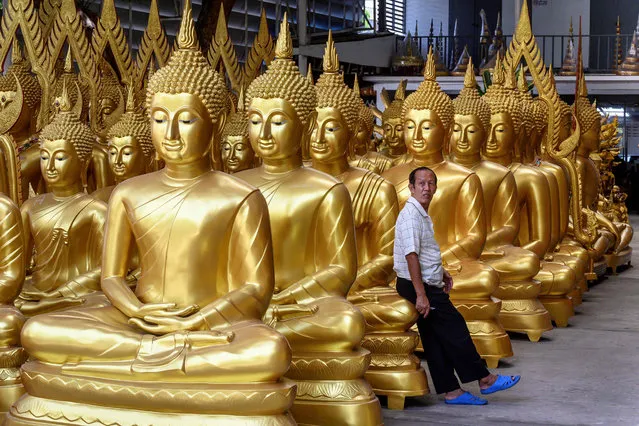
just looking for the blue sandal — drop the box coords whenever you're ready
[445,391,488,405]
[480,375,521,395]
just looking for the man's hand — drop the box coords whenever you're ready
[443,270,453,294]
[415,293,430,318]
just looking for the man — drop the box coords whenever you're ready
[394,166,521,405]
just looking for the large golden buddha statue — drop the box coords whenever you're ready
[92,86,154,203]
[220,87,259,173]
[382,49,512,368]
[14,85,108,317]
[450,59,551,342]
[517,74,589,304]
[236,17,382,425]
[482,57,576,327]
[311,33,427,410]
[379,80,411,165]
[572,74,632,270]
[0,40,43,200]
[0,194,26,412]
[11,3,296,424]
[349,75,391,174]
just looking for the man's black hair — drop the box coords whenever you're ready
[409,166,437,186]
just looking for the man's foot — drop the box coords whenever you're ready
[479,375,521,395]
[444,391,487,405]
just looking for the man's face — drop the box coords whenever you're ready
[409,169,437,209]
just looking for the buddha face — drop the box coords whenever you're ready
[310,107,350,163]
[579,120,601,154]
[451,114,485,157]
[221,135,254,172]
[382,117,404,148]
[107,136,146,180]
[40,138,82,187]
[150,93,220,165]
[486,112,516,158]
[248,98,308,161]
[404,109,447,156]
[351,120,370,155]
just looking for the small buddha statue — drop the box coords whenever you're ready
[482,56,576,327]
[236,17,382,424]
[15,84,108,317]
[0,193,26,412]
[0,40,43,200]
[450,59,551,342]
[311,32,427,409]
[572,73,632,267]
[382,48,512,367]
[349,75,391,174]
[13,3,295,424]
[220,87,259,173]
[92,86,155,203]
[379,80,411,165]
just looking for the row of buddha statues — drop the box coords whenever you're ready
[0,0,633,424]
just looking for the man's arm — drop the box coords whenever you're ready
[406,253,429,317]
[396,209,429,317]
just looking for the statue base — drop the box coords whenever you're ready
[454,299,513,368]
[361,332,429,409]
[605,246,632,274]
[0,347,29,412]
[591,258,608,280]
[8,361,296,425]
[494,280,553,342]
[286,349,383,425]
[0,382,25,413]
[539,297,574,327]
[568,287,583,306]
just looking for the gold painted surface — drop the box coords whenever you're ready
[220,87,259,173]
[383,48,512,365]
[310,33,427,406]
[12,4,295,424]
[450,59,551,341]
[237,22,382,425]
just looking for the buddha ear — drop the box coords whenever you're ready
[305,110,318,137]
[216,111,228,135]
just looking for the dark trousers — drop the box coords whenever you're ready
[396,277,490,394]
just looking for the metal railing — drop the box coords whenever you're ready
[399,34,637,74]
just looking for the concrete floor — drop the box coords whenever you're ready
[382,215,639,426]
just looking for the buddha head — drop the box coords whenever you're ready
[573,72,601,155]
[451,58,490,160]
[246,14,316,163]
[402,47,454,158]
[482,54,522,161]
[51,47,90,123]
[39,83,94,191]
[351,75,374,156]
[106,86,154,182]
[146,0,228,168]
[310,31,361,164]
[0,40,41,136]
[97,60,126,136]
[221,87,257,173]
[381,80,407,151]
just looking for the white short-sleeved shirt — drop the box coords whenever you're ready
[393,196,444,287]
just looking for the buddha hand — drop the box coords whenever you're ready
[129,309,205,336]
[265,303,319,327]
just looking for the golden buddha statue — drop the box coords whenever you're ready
[14,84,108,317]
[521,76,591,302]
[12,3,296,424]
[450,59,551,342]
[92,86,154,203]
[351,75,393,174]
[0,193,26,412]
[382,48,512,368]
[482,56,576,327]
[379,80,410,164]
[220,87,259,173]
[515,72,589,305]
[236,17,382,425]
[573,74,632,269]
[0,40,43,200]
[311,32,427,410]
